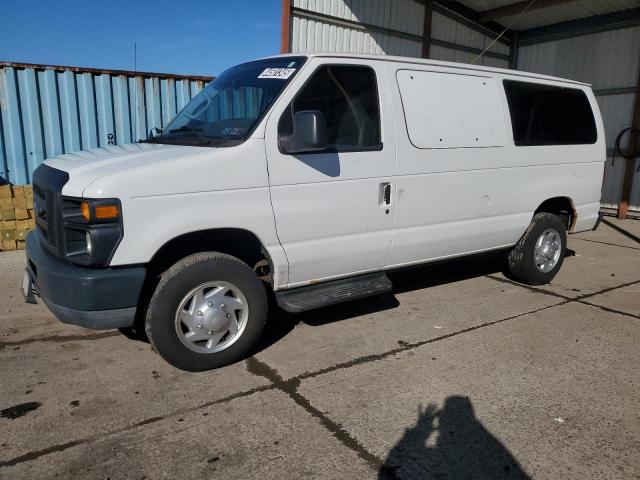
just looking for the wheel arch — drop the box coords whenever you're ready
[534,196,577,232]
[146,228,275,282]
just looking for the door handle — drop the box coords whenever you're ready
[383,183,391,205]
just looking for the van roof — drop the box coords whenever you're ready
[264,52,591,88]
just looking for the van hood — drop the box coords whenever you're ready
[44,143,207,196]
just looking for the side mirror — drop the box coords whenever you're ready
[279,110,328,154]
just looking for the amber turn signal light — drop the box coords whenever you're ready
[80,201,91,221]
[95,205,119,220]
[80,201,119,221]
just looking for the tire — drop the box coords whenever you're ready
[145,252,268,371]
[507,212,567,286]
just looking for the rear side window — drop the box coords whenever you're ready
[279,65,381,151]
[503,80,597,146]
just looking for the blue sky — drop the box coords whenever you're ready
[0,0,281,76]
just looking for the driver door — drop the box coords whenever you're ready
[264,59,396,288]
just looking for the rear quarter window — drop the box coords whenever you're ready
[396,70,506,149]
[503,80,597,146]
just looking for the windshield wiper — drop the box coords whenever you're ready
[168,126,210,145]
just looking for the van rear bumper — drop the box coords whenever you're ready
[25,232,145,330]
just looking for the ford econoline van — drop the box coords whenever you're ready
[23,54,605,371]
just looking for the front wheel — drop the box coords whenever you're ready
[507,212,567,286]
[145,252,268,371]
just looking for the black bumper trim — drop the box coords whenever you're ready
[26,231,145,329]
[41,296,137,329]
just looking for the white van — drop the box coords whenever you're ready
[23,53,605,371]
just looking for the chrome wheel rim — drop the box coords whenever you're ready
[534,228,562,273]
[174,281,249,354]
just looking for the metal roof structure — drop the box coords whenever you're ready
[454,0,640,31]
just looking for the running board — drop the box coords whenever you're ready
[276,272,393,313]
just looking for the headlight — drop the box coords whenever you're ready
[62,197,123,266]
[85,231,93,255]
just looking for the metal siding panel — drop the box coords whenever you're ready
[112,75,131,145]
[307,19,315,51]
[77,73,98,149]
[129,77,147,142]
[292,16,300,51]
[288,6,507,61]
[431,10,508,60]
[430,45,457,62]
[518,26,640,89]
[0,67,27,184]
[145,77,162,133]
[0,64,211,184]
[291,9,422,57]
[315,18,323,51]
[601,158,624,210]
[38,70,64,160]
[0,106,6,181]
[57,70,81,153]
[95,74,115,148]
[176,79,190,111]
[17,68,44,181]
[292,0,424,39]
[630,158,640,212]
[161,78,177,127]
[482,56,509,69]
[596,94,635,150]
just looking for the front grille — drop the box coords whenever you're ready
[32,165,69,258]
[33,184,49,243]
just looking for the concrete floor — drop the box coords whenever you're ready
[0,218,639,479]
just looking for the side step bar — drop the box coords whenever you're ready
[275,272,393,313]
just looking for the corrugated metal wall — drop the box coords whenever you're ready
[291,0,424,57]
[518,26,640,212]
[288,0,510,67]
[0,62,211,185]
[429,9,509,68]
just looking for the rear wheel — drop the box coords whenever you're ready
[145,252,267,371]
[507,212,566,286]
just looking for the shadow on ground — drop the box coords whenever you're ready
[379,396,532,480]
[118,252,508,358]
[254,252,506,354]
[602,218,640,244]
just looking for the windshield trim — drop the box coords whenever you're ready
[143,56,308,148]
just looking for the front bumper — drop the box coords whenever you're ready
[25,232,146,329]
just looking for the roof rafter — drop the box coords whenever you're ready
[478,0,580,23]
[434,1,513,41]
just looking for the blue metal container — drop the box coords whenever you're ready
[0,62,211,185]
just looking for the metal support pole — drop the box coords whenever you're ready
[280,0,291,54]
[508,31,520,69]
[422,0,434,58]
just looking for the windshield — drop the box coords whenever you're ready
[146,56,306,147]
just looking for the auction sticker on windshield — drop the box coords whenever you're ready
[258,68,296,79]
